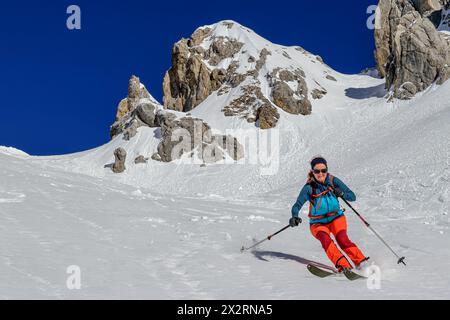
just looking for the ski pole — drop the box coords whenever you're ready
[339,196,406,266]
[240,225,290,253]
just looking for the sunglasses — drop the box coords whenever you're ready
[313,168,328,174]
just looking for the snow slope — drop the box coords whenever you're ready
[1,21,450,299]
[438,7,450,33]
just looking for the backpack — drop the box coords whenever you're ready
[308,174,343,221]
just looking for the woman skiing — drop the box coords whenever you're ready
[289,156,369,272]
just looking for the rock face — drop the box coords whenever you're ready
[155,115,244,163]
[257,105,280,129]
[162,42,213,112]
[375,0,450,99]
[269,68,312,115]
[222,84,280,128]
[162,26,244,112]
[112,148,126,173]
[110,75,160,139]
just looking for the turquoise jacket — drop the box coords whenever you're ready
[291,174,356,225]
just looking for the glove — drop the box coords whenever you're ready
[333,187,344,198]
[289,217,302,227]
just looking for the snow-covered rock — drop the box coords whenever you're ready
[162,20,339,126]
[110,75,163,139]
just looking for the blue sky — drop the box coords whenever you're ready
[0,0,376,155]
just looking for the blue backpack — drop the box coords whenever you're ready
[308,175,344,224]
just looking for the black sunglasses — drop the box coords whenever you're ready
[313,168,328,174]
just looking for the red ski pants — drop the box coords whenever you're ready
[310,216,366,269]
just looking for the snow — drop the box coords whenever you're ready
[0,146,29,158]
[1,20,450,299]
[438,7,450,33]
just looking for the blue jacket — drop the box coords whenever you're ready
[291,174,356,225]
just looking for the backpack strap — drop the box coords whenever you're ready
[308,182,331,216]
[329,174,335,190]
[328,174,346,212]
[308,182,316,217]
[308,176,337,218]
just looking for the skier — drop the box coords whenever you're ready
[289,156,369,272]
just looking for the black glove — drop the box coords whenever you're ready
[333,187,344,198]
[289,217,302,227]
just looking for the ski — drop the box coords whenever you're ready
[307,264,337,278]
[307,264,367,281]
[343,268,367,281]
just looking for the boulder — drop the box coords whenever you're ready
[134,155,149,164]
[135,102,157,127]
[311,88,328,99]
[112,148,126,173]
[151,153,162,162]
[396,82,418,99]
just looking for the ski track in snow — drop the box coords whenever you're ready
[1,137,450,298]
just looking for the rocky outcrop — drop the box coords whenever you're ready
[110,75,160,139]
[222,85,267,122]
[189,27,212,46]
[162,21,323,128]
[155,116,244,163]
[272,81,311,115]
[206,37,244,66]
[134,155,148,164]
[375,0,450,99]
[162,42,213,112]
[112,148,126,173]
[162,27,244,112]
[311,88,328,100]
[108,71,246,166]
[123,120,138,141]
[268,68,312,115]
[221,64,312,125]
[257,104,280,129]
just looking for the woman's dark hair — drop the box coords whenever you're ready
[310,156,327,169]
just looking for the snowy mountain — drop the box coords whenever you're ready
[161,20,340,122]
[1,20,450,299]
